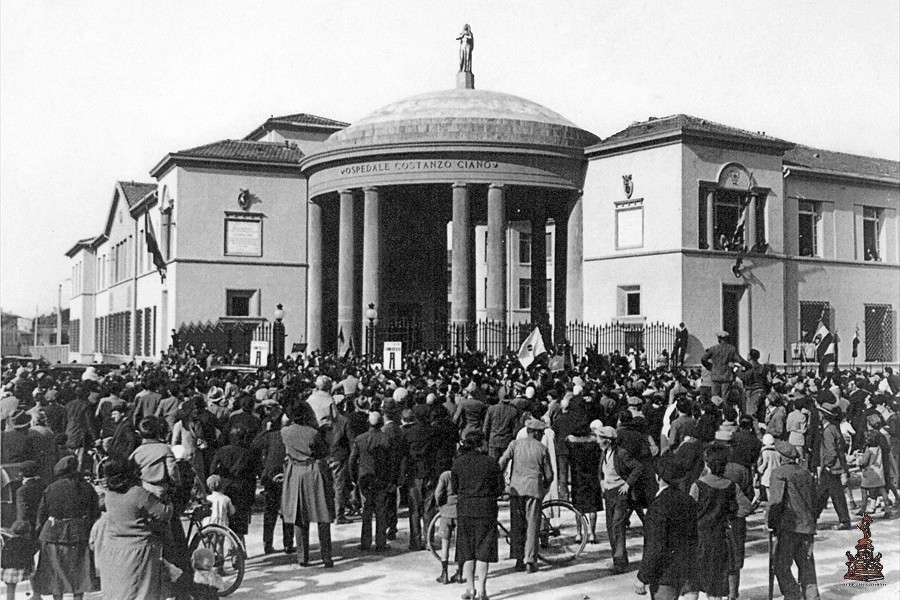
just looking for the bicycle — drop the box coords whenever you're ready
[185,502,246,597]
[426,497,589,566]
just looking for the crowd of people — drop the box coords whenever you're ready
[1,331,899,600]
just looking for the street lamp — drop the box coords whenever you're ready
[365,303,377,358]
[272,303,285,362]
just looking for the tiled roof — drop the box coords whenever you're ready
[117,181,157,208]
[598,114,793,148]
[784,144,899,182]
[173,139,305,163]
[266,113,349,128]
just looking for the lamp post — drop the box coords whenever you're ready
[365,303,377,358]
[272,303,285,362]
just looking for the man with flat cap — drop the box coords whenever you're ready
[498,418,554,573]
[701,330,751,400]
[768,440,820,600]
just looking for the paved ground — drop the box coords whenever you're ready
[6,503,898,599]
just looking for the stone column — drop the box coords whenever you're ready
[530,198,548,332]
[307,199,323,351]
[486,184,506,323]
[706,190,715,249]
[361,187,380,344]
[337,189,355,350]
[553,204,568,345]
[566,191,583,323]
[747,193,757,251]
[451,183,472,330]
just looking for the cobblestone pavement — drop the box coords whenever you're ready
[6,504,898,599]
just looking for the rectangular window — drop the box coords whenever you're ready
[616,202,644,249]
[798,201,820,257]
[519,233,531,265]
[518,278,531,310]
[714,191,743,251]
[447,249,452,297]
[135,309,143,356]
[617,285,641,316]
[864,304,893,362]
[224,214,263,257]
[863,206,882,261]
[483,277,488,309]
[152,306,157,357]
[545,231,552,261]
[226,290,258,317]
[546,278,553,310]
[484,231,488,263]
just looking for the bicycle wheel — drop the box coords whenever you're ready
[189,524,245,596]
[426,512,442,562]
[536,499,588,565]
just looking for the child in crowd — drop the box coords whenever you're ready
[857,430,890,517]
[433,469,463,585]
[756,433,781,501]
[1,520,39,600]
[192,547,224,599]
[204,474,235,528]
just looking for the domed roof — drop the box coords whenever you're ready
[320,88,599,151]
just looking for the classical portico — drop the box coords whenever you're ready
[300,78,598,353]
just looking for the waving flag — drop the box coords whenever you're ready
[813,319,836,374]
[145,213,167,282]
[518,327,547,369]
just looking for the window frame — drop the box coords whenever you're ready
[518,278,531,310]
[615,199,644,250]
[862,206,883,261]
[225,289,260,318]
[797,200,820,257]
[519,232,532,265]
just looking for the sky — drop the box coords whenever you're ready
[1,0,898,317]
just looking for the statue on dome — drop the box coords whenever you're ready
[457,24,473,73]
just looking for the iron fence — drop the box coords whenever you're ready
[176,320,271,356]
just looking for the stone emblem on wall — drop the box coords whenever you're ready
[622,174,633,199]
[238,188,255,210]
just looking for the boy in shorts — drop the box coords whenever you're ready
[434,469,463,584]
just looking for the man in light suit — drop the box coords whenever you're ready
[499,418,554,573]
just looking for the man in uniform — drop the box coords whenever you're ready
[498,418,554,573]
[768,441,820,600]
[701,330,751,399]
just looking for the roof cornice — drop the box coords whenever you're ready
[586,127,794,159]
[150,153,305,178]
[783,164,900,187]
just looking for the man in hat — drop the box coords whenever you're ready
[815,404,852,529]
[498,418,554,573]
[107,403,139,461]
[767,440,820,600]
[637,455,698,600]
[1,410,34,464]
[597,425,645,573]
[701,331,751,400]
[349,411,393,552]
[400,406,435,550]
[15,460,45,526]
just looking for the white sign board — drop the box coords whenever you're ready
[383,341,403,371]
[250,340,270,366]
[616,206,643,249]
[225,219,262,256]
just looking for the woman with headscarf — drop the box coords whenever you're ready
[280,394,334,567]
[31,455,100,600]
[210,426,259,549]
[98,457,173,600]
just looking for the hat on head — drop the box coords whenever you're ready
[775,440,799,460]
[393,388,409,403]
[54,455,78,477]
[714,429,733,442]
[597,426,618,439]
[10,410,31,429]
[627,395,643,406]
[710,395,724,406]
[589,419,605,434]
[717,330,729,339]
[642,389,655,398]
[401,408,415,423]
[525,418,547,431]
[655,454,684,485]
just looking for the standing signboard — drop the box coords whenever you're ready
[383,341,402,371]
[250,340,270,367]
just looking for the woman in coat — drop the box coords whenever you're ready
[281,397,334,567]
[452,430,504,600]
[210,426,259,548]
[31,455,100,600]
[98,457,173,600]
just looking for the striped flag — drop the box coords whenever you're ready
[813,319,836,374]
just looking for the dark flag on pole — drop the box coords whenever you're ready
[813,318,836,375]
[145,213,167,282]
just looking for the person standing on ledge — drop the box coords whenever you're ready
[457,24,473,72]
